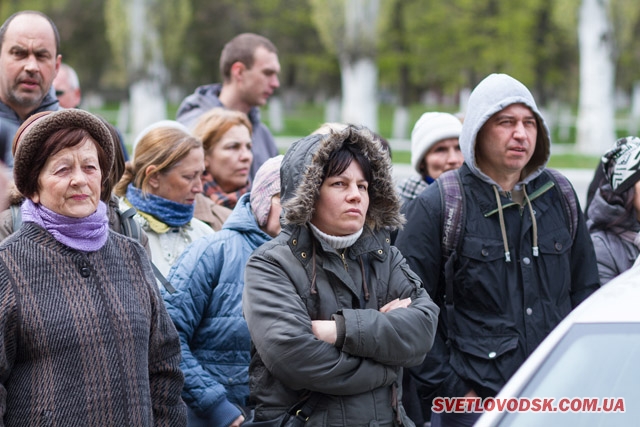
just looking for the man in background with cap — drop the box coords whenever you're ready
[0,10,61,167]
[176,33,280,181]
[396,73,600,427]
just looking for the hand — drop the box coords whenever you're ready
[464,388,479,398]
[311,320,337,344]
[379,297,411,313]
[229,414,245,427]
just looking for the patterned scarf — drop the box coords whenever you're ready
[125,184,194,228]
[21,198,109,252]
[202,172,249,209]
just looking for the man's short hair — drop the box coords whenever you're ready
[0,10,60,55]
[59,63,80,90]
[219,33,277,81]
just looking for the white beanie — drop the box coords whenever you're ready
[411,112,462,175]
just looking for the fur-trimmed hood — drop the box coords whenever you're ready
[280,125,404,231]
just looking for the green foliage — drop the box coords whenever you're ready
[151,0,192,72]
[103,0,129,76]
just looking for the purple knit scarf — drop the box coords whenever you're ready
[21,199,109,252]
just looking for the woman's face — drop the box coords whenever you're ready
[421,138,463,179]
[205,124,253,192]
[148,147,204,205]
[33,138,102,218]
[311,160,369,236]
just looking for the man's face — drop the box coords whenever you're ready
[0,14,60,119]
[238,46,280,108]
[475,103,537,180]
[53,67,81,109]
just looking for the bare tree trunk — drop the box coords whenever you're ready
[340,0,380,131]
[129,0,168,146]
[341,56,378,131]
[576,0,615,154]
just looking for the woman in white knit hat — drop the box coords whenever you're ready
[397,112,463,204]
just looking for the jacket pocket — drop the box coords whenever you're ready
[450,334,520,394]
[454,237,508,313]
[536,229,572,304]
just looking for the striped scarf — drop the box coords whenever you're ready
[202,172,249,209]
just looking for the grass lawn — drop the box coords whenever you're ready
[94,102,602,170]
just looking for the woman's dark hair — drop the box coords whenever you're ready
[323,141,373,188]
[27,128,109,201]
[99,119,125,202]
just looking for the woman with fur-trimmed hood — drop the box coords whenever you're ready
[242,125,439,426]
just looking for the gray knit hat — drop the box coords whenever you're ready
[13,109,114,197]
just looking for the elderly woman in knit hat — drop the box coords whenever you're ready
[0,109,186,426]
[587,136,640,284]
[397,112,463,204]
[163,155,284,427]
[0,114,151,257]
[115,120,214,277]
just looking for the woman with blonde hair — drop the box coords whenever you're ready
[115,121,213,277]
[192,108,253,215]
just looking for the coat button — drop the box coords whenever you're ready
[292,239,297,245]
[80,267,91,278]
[377,249,383,255]
[301,252,307,259]
[522,257,531,265]
[526,307,533,315]
[488,352,496,358]
[554,242,562,251]
[481,249,489,256]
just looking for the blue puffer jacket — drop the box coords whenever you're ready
[163,193,271,426]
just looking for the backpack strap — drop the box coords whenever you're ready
[10,204,22,231]
[438,169,465,309]
[439,169,465,259]
[545,169,578,242]
[118,206,176,294]
[119,207,141,241]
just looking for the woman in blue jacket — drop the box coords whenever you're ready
[162,155,283,427]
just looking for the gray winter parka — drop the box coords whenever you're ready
[242,126,439,426]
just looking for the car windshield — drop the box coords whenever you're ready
[497,323,640,427]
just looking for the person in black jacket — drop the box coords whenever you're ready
[396,73,600,427]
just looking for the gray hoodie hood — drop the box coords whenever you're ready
[460,73,551,189]
[280,125,404,231]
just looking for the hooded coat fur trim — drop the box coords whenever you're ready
[280,125,404,231]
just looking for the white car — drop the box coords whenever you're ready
[474,265,640,427]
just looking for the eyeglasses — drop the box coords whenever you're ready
[55,90,65,96]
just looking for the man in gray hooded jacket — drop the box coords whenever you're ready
[175,33,280,181]
[396,73,600,427]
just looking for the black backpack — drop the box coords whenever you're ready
[438,168,579,307]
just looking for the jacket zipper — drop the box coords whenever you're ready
[340,249,348,271]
